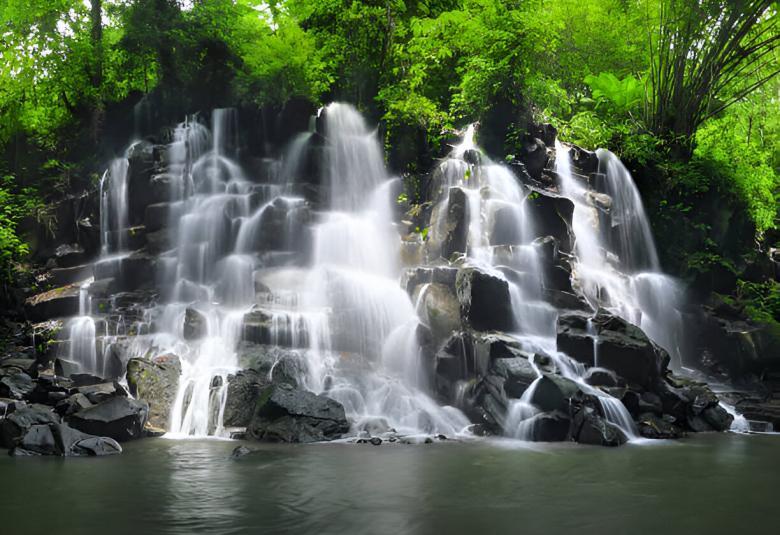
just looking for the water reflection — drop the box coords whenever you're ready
[0,435,777,534]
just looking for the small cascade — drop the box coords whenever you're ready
[555,141,687,368]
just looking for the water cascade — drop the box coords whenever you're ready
[425,126,638,440]
[73,104,740,444]
[555,141,687,368]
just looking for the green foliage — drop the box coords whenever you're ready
[0,174,43,283]
[584,72,644,114]
[736,281,780,324]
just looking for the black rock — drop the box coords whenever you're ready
[183,308,207,340]
[1,404,60,448]
[637,413,684,439]
[456,267,514,332]
[572,407,628,446]
[230,445,253,459]
[0,372,35,400]
[248,383,349,443]
[67,396,149,442]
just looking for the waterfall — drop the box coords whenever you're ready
[555,141,687,368]
[88,103,710,443]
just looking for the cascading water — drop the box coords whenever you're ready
[84,103,736,443]
[555,141,687,368]
[427,126,638,441]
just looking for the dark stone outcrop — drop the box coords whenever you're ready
[557,311,669,388]
[24,285,81,322]
[456,267,514,332]
[67,396,149,442]
[248,383,349,443]
[183,308,207,340]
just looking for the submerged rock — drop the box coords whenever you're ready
[248,383,349,443]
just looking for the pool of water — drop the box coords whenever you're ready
[1,433,777,534]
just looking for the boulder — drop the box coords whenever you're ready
[236,342,307,387]
[0,372,35,400]
[418,283,461,345]
[456,267,514,332]
[636,413,684,439]
[126,355,181,429]
[526,191,574,253]
[24,285,80,322]
[223,369,264,428]
[67,396,149,442]
[520,410,571,441]
[9,421,121,457]
[248,383,349,443]
[1,404,60,448]
[439,186,470,259]
[557,312,669,388]
[518,137,548,179]
[529,374,583,413]
[572,406,628,446]
[183,308,207,340]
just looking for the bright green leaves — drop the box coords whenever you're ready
[584,72,644,114]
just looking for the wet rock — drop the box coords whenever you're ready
[735,398,780,430]
[53,243,88,268]
[518,137,548,179]
[584,368,620,387]
[126,355,181,429]
[68,396,149,442]
[572,407,628,446]
[24,285,81,322]
[523,410,571,441]
[11,423,58,456]
[1,404,60,448]
[557,311,669,388]
[54,358,82,378]
[235,342,307,387]
[439,186,470,259]
[74,382,127,404]
[456,267,514,332]
[0,372,35,400]
[248,383,349,443]
[529,374,583,413]
[491,356,538,398]
[93,252,156,292]
[356,417,392,436]
[223,369,264,427]
[402,266,459,295]
[369,437,383,446]
[230,445,252,459]
[183,308,207,340]
[637,413,684,439]
[526,191,574,253]
[654,376,732,432]
[418,283,460,345]
[55,393,93,416]
[11,422,121,457]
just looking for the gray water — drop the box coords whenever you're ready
[1,434,777,534]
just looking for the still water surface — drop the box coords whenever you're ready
[1,433,777,534]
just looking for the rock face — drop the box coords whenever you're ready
[456,267,514,332]
[557,311,669,388]
[126,355,181,430]
[1,403,121,456]
[248,383,350,443]
[67,396,149,442]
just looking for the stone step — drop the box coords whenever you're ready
[49,264,93,287]
[24,284,81,322]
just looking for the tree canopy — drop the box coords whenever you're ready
[0,0,778,289]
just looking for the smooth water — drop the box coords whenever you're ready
[0,434,776,534]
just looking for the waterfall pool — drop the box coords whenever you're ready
[1,433,777,534]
